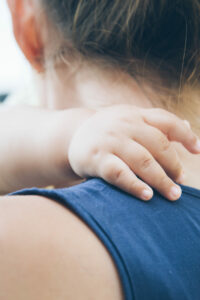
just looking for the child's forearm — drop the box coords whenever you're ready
[0,106,93,194]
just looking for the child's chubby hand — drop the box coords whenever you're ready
[68,105,200,201]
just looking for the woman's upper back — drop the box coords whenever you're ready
[14,178,200,300]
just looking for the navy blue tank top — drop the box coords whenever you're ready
[13,178,200,300]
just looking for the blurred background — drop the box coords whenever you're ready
[0,0,31,101]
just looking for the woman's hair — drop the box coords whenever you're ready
[42,0,200,130]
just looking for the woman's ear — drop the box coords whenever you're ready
[7,0,44,72]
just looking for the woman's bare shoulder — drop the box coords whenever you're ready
[0,195,123,300]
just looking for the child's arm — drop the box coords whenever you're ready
[0,105,199,201]
[0,105,93,194]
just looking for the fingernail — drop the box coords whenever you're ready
[169,186,182,200]
[176,171,185,184]
[183,120,191,129]
[141,189,153,201]
[194,140,200,152]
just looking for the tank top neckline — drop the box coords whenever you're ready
[180,183,200,198]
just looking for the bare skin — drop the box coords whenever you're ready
[0,130,200,300]
[0,195,123,300]
[0,77,200,299]
[1,0,200,299]
[1,0,199,200]
[1,70,200,298]
[42,64,200,190]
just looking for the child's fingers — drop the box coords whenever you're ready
[115,140,182,201]
[141,108,200,153]
[99,154,153,201]
[132,124,183,182]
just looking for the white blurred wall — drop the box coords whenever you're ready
[0,0,31,94]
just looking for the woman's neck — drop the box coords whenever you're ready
[39,65,200,190]
[40,64,153,109]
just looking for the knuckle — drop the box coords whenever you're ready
[158,136,171,152]
[90,146,100,157]
[190,134,198,145]
[106,129,117,138]
[172,159,182,171]
[129,179,140,192]
[156,108,174,119]
[102,161,116,180]
[120,116,131,124]
[166,119,175,131]
[102,161,126,183]
[173,164,182,178]
[154,108,166,115]
[124,181,138,195]
[140,156,153,170]
[183,120,191,129]
[158,174,169,187]
[114,168,125,182]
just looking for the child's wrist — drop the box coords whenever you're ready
[47,108,95,185]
